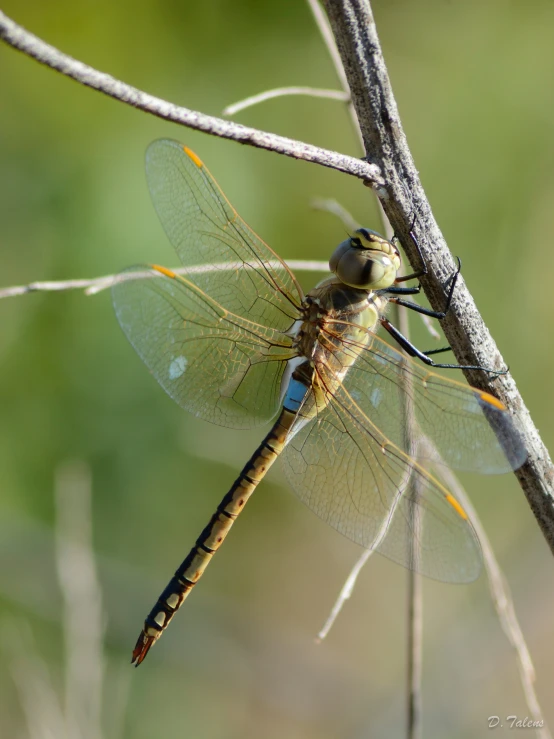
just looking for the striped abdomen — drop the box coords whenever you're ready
[131,406,297,665]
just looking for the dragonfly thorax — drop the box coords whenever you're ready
[282,279,385,420]
[294,279,384,368]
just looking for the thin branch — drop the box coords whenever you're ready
[316,548,373,642]
[0,11,383,187]
[55,461,105,739]
[323,0,554,561]
[397,306,423,739]
[406,547,422,739]
[306,0,364,149]
[0,260,330,301]
[317,449,414,642]
[0,277,112,300]
[223,86,349,116]
[307,0,351,92]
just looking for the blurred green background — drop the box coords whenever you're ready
[1,1,554,737]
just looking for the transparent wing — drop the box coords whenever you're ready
[145,139,303,332]
[331,330,525,474]
[113,267,296,429]
[281,366,482,583]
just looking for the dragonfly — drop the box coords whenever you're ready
[113,139,525,666]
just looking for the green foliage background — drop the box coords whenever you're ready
[1,1,553,737]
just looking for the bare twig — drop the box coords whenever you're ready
[323,0,554,562]
[221,1,363,160]
[316,448,413,643]
[306,0,363,149]
[316,548,372,642]
[307,0,350,93]
[223,86,349,116]
[0,260,330,301]
[3,464,114,739]
[406,548,422,739]
[397,306,423,739]
[55,461,105,739]
[0,11,383,187]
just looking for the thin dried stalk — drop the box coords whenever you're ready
[0,260,329,301]
[55,461,105,739]
[223,86,349,116]
[0,12,383,187]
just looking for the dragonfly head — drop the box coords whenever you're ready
[329,228,401,290]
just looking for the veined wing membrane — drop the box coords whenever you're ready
[281,364,481,583]
[113,266,295,429]
[325,328,525,474]
[146,139,303,332]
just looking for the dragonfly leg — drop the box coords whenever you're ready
[422,345,453,356]
[389,257,462,319]
[388,296,450,319]
[394,269,425,284]
[382,285,421,296]
[379,317,508,375]
[392,215,426,283]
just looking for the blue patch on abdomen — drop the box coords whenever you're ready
[283,377,309,412]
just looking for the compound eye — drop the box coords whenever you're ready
[329,239,398,289]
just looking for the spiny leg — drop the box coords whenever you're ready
[379,317,507,375]
[387,257,462,320]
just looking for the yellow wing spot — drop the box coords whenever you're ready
[183,146,204,169]
[445,493,468,520]
[479,391,506,411]
[151,264,177,279]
